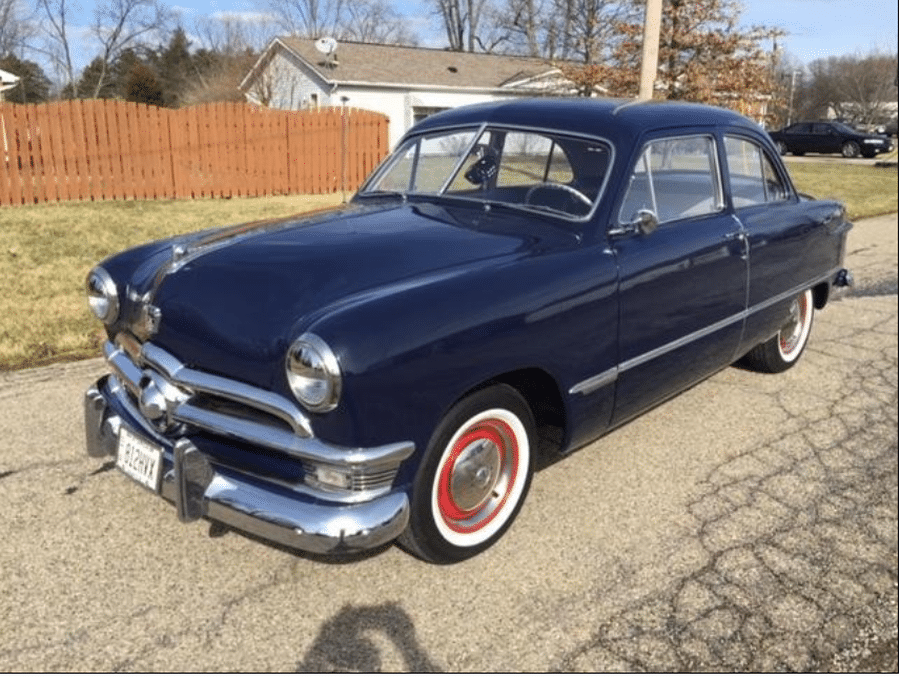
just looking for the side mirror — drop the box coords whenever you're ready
[464,145,498,186]
[608,209,659,238]
[632,209,659,235]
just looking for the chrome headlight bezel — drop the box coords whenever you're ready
[86,267,120,324]
[285,333,342,413]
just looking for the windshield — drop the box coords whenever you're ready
[360,127,612,220]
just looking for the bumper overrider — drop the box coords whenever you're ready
[84,337,415,555]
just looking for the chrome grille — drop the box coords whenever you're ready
[103,335,415,479]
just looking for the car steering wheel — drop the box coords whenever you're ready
[525,182,593,209]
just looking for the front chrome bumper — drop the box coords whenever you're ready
[85,377,412,555]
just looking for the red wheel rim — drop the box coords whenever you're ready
[780,293,809,356]
[436,418,519,534]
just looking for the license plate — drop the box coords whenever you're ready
[117,426,163,492]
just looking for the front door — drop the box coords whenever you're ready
[611,133,748,424]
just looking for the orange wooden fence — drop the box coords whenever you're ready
[0,100,389,205]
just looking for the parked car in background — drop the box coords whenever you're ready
[769,121,894,158]
[875,118,898,138]
[85,99,853,563]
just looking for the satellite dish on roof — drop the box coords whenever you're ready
[315,36,338,55]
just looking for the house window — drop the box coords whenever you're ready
[413,107,448,124]
[308,93,319,109]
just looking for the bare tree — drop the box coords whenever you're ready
[432,0,505,52]
[192,11,277,54]
[801,51,899,128]
[88,0,173,98]
[264,0,346,38]
[34,0,80,96]
[175,13,273,105]
[260,0,421,45]
[497,0,637,61]
[342,0,419,45]
[0,0,36,57]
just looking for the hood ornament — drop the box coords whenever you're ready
[127,288,162,340]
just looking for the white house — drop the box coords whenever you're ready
[0,68,20,102]
[239,38,567,146]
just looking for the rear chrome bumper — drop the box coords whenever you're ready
[85,378,411,555]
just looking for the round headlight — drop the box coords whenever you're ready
[86,267,119,324]
[286,333,342,412]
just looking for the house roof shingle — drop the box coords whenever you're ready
[273,36,558,90]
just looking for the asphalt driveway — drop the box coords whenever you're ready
[0,215,896,672]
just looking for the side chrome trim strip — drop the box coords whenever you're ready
[569,271,838,397]
[569,367,619,396]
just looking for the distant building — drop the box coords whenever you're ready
[239,38,568,146]
[0,68,20,102]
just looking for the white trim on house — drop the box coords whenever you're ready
[240,38,566,146]
[0,68,20,101]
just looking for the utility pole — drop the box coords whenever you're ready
[786,70,800,127]
[638,0,663,100]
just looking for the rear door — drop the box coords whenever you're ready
[723,133,846,350]
[813,123,842,154]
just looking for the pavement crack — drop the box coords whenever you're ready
[554,303,898,672]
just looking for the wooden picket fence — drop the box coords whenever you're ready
[0,100,389,205]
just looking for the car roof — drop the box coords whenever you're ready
[407,98,758,142]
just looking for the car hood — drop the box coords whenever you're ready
[136,201,576,389]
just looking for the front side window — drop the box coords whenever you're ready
[618,135,722,225]
[370,129,479,195]
[724,136,789,207]
[361,127,611,220]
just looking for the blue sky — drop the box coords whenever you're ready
[737,0,898,64]
[203,0,897,64]
[71,0,900,70]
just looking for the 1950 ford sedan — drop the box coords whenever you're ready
[84,99,853,563]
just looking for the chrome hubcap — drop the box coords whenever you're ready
[450,439,502,512]
[780,296,806,354]
[436,416,520,534]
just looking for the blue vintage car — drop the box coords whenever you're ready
[84,99,853,563]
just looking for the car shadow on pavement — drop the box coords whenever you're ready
[296,602,443,672]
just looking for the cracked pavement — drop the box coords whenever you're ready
[0,214,896,672]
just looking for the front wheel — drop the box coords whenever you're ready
[742,289,814,373]
[399,385,535,563]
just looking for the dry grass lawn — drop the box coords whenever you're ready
[0,194,343,370]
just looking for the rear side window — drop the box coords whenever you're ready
[619,135,723,225]
[724,136,789,207]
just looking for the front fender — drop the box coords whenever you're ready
[305,245,619,465]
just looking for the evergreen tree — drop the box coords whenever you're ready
[75,57,120,99]
[125,63,164,106]
[152,27,195,107]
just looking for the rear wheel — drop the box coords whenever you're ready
[399,385,535,563]
[742,289,814,373]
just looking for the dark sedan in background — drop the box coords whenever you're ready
[769,121,894,158]
[84,99,853,563]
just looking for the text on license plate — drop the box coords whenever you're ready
[117,427,163,491]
